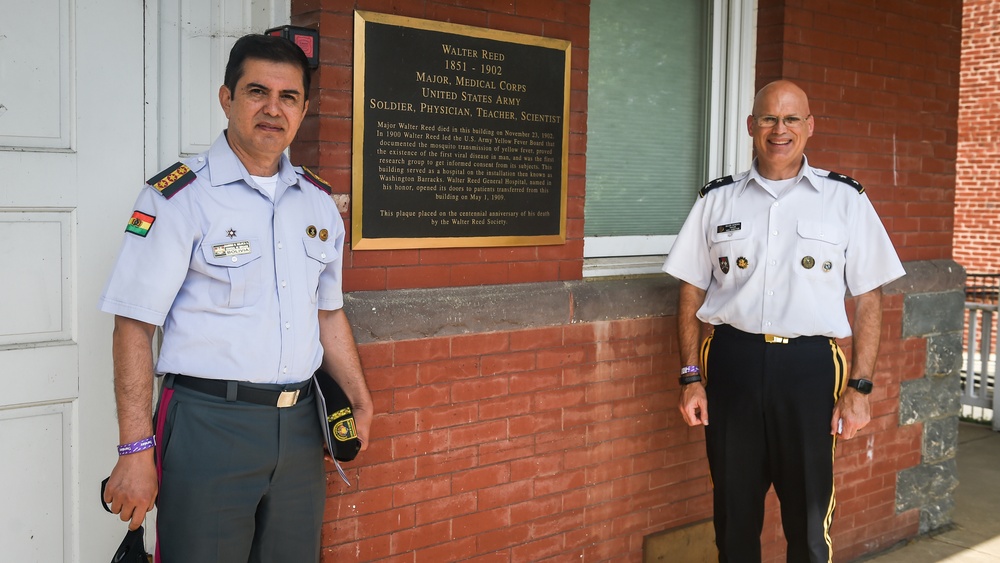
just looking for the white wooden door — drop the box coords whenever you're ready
[147,0,290,169]
[0,0,144,561]
[0,0,287,560]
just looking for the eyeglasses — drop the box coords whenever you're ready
[753,114,811,128]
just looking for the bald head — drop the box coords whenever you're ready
[752,80,811,117]
[747,80,814,180]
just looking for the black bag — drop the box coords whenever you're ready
[101,477,150,563]
[111,527,149,563]
[313,369,362,462]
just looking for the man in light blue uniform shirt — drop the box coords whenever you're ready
[99,34,373,562]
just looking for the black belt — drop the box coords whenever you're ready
[169,374,313,407]
[715,324,832,345]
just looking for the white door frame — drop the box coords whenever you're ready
[0,1,145,562]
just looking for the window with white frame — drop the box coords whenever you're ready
[584,0,756,277]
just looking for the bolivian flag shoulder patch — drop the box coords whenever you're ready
[147,162,196,199]
[125,211,155,237]
[301,166,332,195]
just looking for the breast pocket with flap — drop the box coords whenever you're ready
[200,238,263,308]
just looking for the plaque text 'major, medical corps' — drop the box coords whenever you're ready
[352,11,570,250]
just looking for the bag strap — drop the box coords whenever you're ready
[100,477,113,513]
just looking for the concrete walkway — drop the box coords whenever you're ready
[857,422,1000,562]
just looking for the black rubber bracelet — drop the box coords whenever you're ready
[679,374,703,385]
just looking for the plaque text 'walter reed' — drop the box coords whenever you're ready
[352,11,571,249]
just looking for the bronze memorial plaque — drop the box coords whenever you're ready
[352,10,571,250]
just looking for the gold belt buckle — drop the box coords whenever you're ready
[276,389,300,408]
[764,334,789,344]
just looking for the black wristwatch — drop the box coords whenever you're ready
[847,378,874,394]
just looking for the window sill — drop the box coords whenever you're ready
[583,255,667,278]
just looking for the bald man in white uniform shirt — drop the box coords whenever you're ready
[663,80,904,562]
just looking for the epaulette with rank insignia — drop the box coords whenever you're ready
[301,166,333,195]
[147,162,196,199]
[699,175,735,198]
[827,171,864,194]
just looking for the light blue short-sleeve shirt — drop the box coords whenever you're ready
[663,157,905,339]
[99,133,346,383]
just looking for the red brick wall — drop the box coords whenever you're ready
[321,318,709,561]
[291,0,589,293]
[757,0,960,264]
[955,0,1000,274]
[320,294,926,563]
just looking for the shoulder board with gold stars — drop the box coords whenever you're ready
[147,162,197,199]
[301,166,333,195]
[827,171,864,194]
[699,175,735,198]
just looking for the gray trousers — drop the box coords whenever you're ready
[154,376,326,563]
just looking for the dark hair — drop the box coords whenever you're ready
[224,34,311,100]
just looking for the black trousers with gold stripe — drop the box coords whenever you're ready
[702,324,847,563]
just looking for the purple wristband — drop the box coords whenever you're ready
[680,365,700,375]
[117,436,156,456]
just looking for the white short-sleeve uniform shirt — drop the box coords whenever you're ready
[663,157,905,339]
[99,132,346,383]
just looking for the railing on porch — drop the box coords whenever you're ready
[961,273,999,431]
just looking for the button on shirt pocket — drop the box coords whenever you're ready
[200,238,263,308]
[794,221,845,280]
[302,237,339,303]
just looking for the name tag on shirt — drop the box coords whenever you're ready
[213,241,252,257]
[716,222,741,234]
